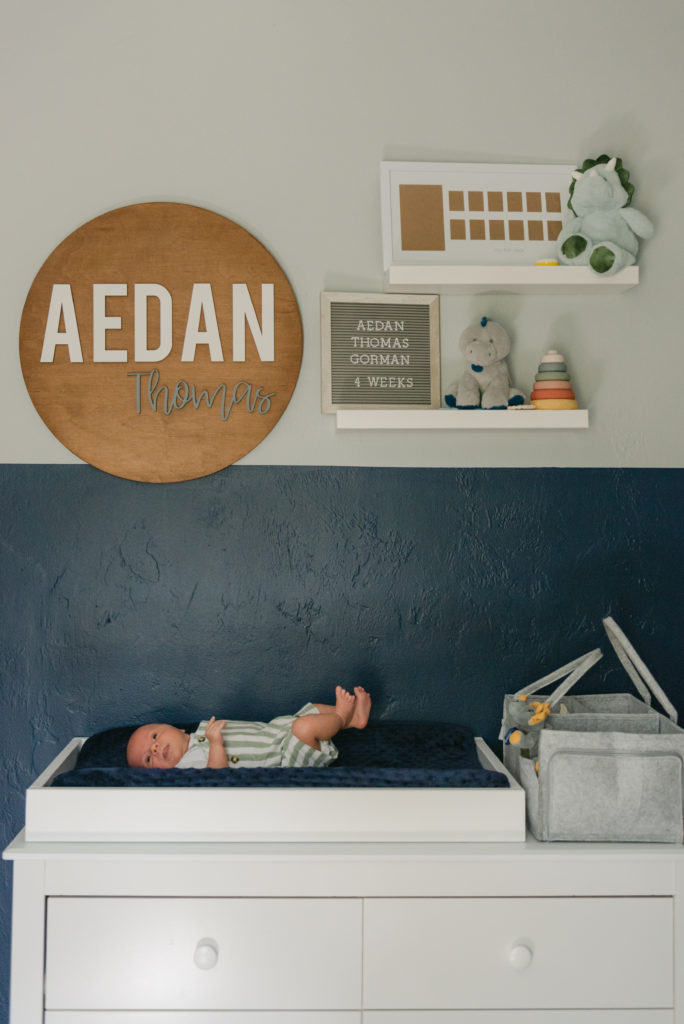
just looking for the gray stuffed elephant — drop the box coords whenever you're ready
[445,316,525,409]
[503,695,551,762]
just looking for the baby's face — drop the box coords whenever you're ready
[127,723,190,769]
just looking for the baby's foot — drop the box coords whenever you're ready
[348,686,371,729]
[334,685,356,728]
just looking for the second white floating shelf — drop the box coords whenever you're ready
[336,409,589,430]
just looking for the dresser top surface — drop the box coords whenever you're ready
[5,828,684,863]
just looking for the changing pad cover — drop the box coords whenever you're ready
[52,720,508,789]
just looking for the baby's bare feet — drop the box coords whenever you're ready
[349,686,371,729]
[334,685,356,728]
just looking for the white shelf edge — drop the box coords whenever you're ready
[335,409,589,430]
[385,264,638,294]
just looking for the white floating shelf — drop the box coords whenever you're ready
[336,409,589,430]
[386,264,638,295]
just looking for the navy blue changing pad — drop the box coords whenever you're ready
[52,721,508,789]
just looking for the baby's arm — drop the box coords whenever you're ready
[205,716,228,769]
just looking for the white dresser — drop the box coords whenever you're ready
[4,831,684,1023]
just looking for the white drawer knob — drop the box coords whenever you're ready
[509,943,533,970]
[194,937,219,970]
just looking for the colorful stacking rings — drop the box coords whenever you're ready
[531,349,578,410]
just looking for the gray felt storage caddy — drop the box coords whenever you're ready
[501,617,684,843]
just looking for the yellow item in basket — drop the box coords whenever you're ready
[528,700,551,726]
[532,398,579,410]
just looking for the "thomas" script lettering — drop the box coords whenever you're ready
[129,369,274,420]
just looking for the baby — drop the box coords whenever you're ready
[126,685,371,770]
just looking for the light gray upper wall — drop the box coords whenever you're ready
[2,0,682,467]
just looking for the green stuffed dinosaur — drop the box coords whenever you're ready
[557,155,653,275]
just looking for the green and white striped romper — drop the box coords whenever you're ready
[175,703,339,769]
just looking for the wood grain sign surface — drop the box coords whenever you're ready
[20,203,302,481]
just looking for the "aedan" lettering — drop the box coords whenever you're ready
[39,282,275,364]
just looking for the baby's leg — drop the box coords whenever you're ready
[311,685,355,727]
[292,686,371,750]
[313,686,371,729]
[291,709,345,751]
[349,686,371,729]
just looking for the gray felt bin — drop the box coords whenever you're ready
[501,617,684,843]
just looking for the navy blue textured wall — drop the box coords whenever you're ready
[1,465,683,1019]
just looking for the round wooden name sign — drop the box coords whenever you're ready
[20,203,303,482]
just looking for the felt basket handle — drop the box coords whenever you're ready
[603,616,678,723]
[513,647,603,707]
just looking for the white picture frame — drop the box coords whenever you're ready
[380,160,576,269]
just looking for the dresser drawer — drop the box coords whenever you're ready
[364,897,673,1010]
[45,897,361,1010]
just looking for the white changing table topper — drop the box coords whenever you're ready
[24,735,524,843]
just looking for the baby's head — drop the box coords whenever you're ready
[126,723,190,769]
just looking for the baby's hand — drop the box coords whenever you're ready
[205,716,227,742]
